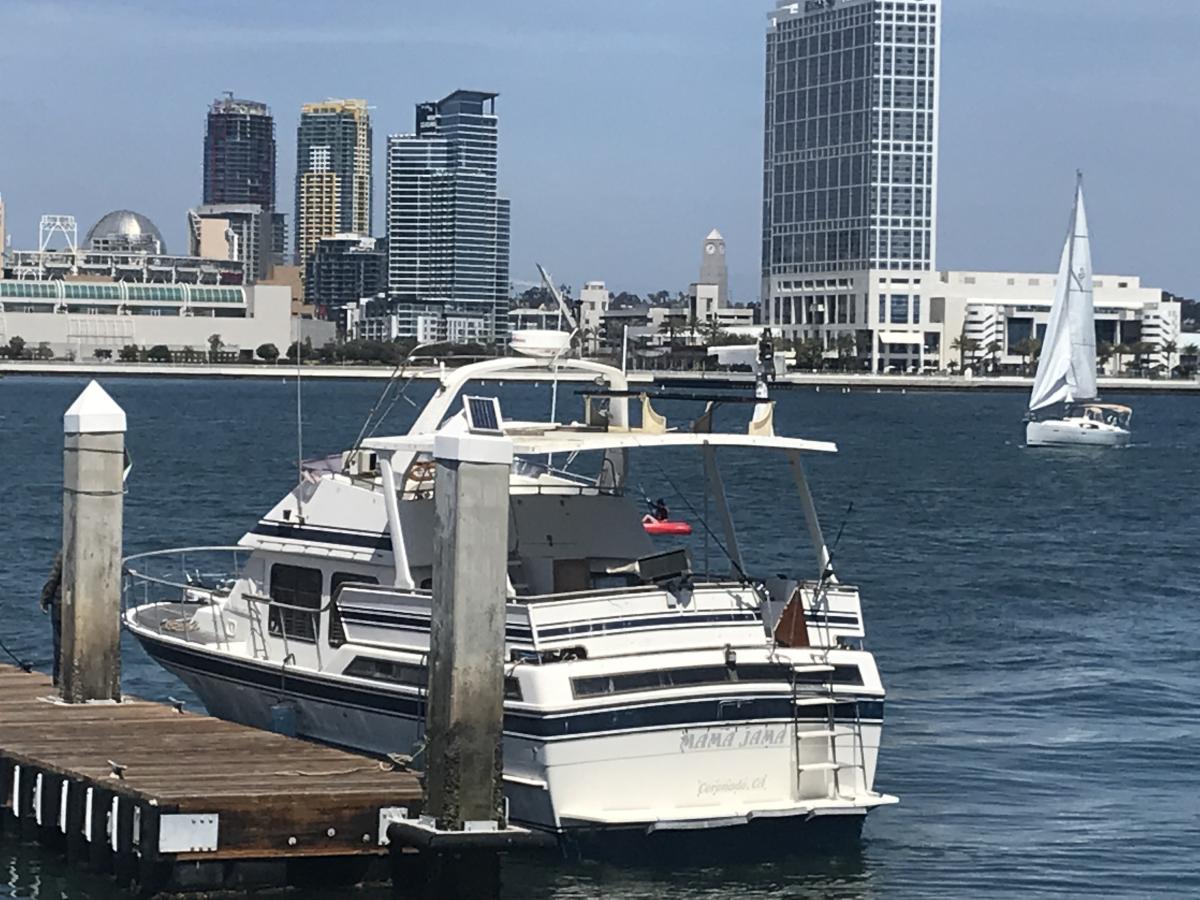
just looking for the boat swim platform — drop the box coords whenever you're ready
[0,663,423,895]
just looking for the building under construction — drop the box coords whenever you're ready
[204,94,287,266]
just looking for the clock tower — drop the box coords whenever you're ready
[698,228,729,307]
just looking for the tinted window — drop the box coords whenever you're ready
[268,564,322,643]
[571,663,862,698]
[345,655,522,700]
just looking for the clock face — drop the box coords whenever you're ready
[705,243,716,255]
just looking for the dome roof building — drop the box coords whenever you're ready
[84,210,166,254]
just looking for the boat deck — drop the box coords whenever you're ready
[0,664,422,893]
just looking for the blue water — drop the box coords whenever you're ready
[2,375,1198,898]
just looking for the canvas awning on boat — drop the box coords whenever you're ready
[364,429,838,457]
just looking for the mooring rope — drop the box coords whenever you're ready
[0,633,34,673]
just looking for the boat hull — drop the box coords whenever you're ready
[1026,418,1130,448]
[134,631,889,850]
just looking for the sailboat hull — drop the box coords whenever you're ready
[1026,418,1130,448]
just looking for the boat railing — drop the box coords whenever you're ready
[121,546,253,651]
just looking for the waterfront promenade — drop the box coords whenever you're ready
[4,359,1200,393]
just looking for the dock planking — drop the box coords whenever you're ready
[0,664,423,893]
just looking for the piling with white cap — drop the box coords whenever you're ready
[60,381,126,703]
[424,430,513,830]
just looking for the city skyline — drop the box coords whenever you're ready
[0,0,1196,300]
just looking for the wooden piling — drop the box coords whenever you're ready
[425,431,513,831]
[60,380,126,703]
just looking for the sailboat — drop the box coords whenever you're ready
[1025,175,1132,448]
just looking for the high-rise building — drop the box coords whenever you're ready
[304,234,387,320]
[188,204,273,282]
[761,0,941,369]
[204,95,276,207]
[203,95,285,265]
[386,90,511,343]
[295,99,372,269]
[270,211,288,268]
[0,193,7,266]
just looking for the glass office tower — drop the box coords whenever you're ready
[762,0,940,281]
[386,90,511,343]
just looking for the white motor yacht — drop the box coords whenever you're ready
[123,357,896,852]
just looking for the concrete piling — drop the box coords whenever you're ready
[425,431,513,830]
[60,380,126,703]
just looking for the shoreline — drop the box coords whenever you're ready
[2,359,1199,393]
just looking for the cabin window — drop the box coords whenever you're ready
[571,664,862,698]
[268,564,323,643]
[345,656,427,688]
[329,572,379,648]
[345,655,523,700]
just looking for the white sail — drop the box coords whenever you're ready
[1064,187,1097,402]
[1028,179,1096,412]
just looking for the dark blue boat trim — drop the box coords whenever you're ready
[339,607,534,642]
[138,636,882,741]
[338,605,762,643]
[250,521,392,551]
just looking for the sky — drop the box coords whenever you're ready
[1,0,1196,301]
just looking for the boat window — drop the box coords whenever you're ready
[268,564,323,643]
[345,656,427,688]
[571,663,862,698]
[329,572,379,648]
[345,655,523,700]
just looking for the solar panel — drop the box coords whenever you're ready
[464,396,504,435]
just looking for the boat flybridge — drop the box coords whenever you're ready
[123,356,896,852]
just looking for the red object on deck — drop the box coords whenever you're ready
[642,515,693,536]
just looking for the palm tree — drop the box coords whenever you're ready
[1131,341,1155,375]
[1096,340,1114,375]
[955,336,984,372]
[1113,343,1132,375]
[1163,340,1178,376]
[833,333,856,371]
[794,337,824,371]
[985,340,1003,374]
[1182,343,1200,378]
[1013,337,1034,374]
[950,335,966,371]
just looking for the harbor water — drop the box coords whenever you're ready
[1,375,1197,898]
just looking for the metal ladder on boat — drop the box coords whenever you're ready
[246,598,269,660]
[791,582,870,802]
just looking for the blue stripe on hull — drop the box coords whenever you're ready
[138,636,883,741]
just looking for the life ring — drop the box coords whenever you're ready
[407,461,437,483]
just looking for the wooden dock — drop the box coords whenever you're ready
[0,664,423,894]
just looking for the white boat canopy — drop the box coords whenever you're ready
[363,428,838,457]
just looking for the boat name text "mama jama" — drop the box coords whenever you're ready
[680,725,788,752]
